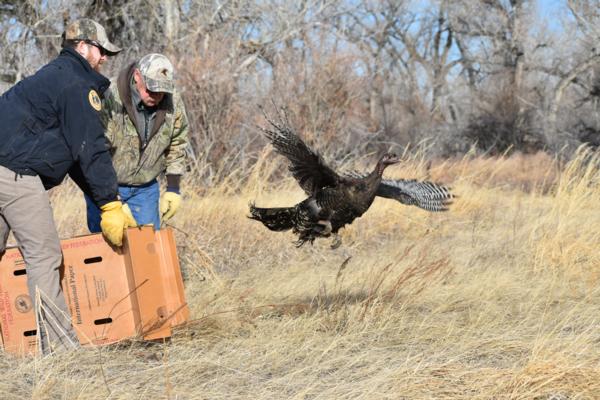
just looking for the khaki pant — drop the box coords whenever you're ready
[0,165,79,354]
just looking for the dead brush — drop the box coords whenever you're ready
[176,243,454,339]
[503,359,599,398]
[20,150,599,399]
[358,245,453,321]
[531,146,600,272]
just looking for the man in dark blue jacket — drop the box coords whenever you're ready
[0,19,136,354]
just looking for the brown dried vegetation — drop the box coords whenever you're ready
[4,149,591,399]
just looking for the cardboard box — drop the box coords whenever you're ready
[0,227,189,356]
[0,253,38,355]
[152,227,189,328]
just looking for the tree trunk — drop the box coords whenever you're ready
[163,0,180,57]
[547,55,600,132]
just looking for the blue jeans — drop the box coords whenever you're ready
[86,179,161,233]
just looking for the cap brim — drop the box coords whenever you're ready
[101,41,122,56]
[145,77,174,94]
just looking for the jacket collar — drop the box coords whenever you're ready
[59,47,110,94]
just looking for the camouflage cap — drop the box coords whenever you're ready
[137,53,175,94]
[64,18,121,55]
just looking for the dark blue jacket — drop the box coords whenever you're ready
[0,48,118,206]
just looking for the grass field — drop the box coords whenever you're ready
[1,148,599,399]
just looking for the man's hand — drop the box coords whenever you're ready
[121,203,137,226]
[100,201,138,246]
[160,191,181,221]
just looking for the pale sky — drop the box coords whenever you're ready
[537,0,566,29]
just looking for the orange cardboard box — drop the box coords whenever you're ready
[0,227,189,356]
[0,253,38,355]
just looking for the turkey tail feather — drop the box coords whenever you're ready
[248,203,296,231]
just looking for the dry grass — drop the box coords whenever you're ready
[2,148,600,399]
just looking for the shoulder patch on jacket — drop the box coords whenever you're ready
[88,90,102,111]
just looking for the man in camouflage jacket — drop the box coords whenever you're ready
[85,53,189,232]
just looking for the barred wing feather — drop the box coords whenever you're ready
[377,179,453,211]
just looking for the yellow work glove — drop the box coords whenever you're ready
[121,203,137,226]
[100,201,138,246]
[160,191,181,221]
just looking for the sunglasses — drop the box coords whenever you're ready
[84,40,108,56]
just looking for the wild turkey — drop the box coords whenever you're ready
[249,112,453,247]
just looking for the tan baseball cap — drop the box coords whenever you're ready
[64,18,121,55]
[137,53,175,93]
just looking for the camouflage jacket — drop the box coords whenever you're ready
[101,62,188,186]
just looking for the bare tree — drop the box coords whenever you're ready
[447,0,545,153]
[0,1,69,85]
[1,0,599,178]
[542,0,600,149]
